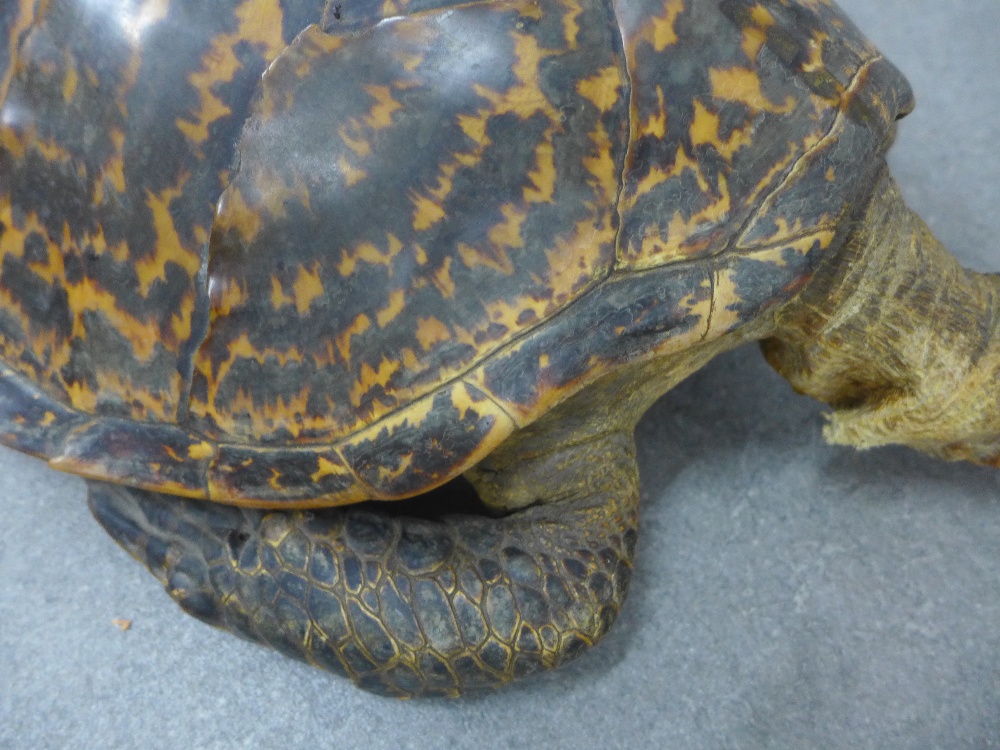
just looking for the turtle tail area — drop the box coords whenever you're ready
[86,469,638,698]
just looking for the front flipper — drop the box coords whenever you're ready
[87,433,638,697]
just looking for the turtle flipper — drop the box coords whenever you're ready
[765,167,1000,465]
[86,433,638,697]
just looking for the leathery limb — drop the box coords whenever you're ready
[764,167,1000,465]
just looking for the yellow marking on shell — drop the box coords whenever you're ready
[311,455,350,484]
[61,55,78,103]
[690,101,720,146]
[292,263,324,315]
[335,313,370,363]
[740,4,775,61]
[196,334,311,435]
[666,175,731,240]
[523,141,557,204]
[214,186,262,245]
[458,242,514,276]
[39,411,57,428]
[0,127,26,161]
[338,126,373,158]
[457,111,491,146]
[377,453,413,485]
[545,216,613,296]
[488,204,527,250]
[735,118,839,249]
[0,212,70,385]
[431,257,455,298]
[135,179,204,297]
[799,30,832,85]
[449,381,485,422]
[63,277,163,363]
[690,100,757,160]
[209,274,248,318]
[424,111,494,209]
[395,44,425,74]
[559,0,584,48]
[577,65,621,113]
[103,129,128,195]
[337,236,399,277]
[271,276,294,309]
[623,144,733,267]
[65,366,180,421]
[376,289,406,328]
[363,85,403,129]
[338,156,367,187]
[648,0,684,51]
[188,441,216,460]
[709,66,796,114]
[351,357,401,410]
[228,332,304,367]
[411,191,446,231]
[218,382,327,440]
[469,31,562,203]
[266,467,286,492]
[6,131,73,166]
[416,316,450,352]
[176,0,286,148]
[640,86,668,139]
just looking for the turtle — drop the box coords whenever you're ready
[1,0,997,699]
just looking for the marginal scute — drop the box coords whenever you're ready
[0,362,83,457]
[470,263,713,423]
[710,229,837,334]
[207,443,365,506]
[340,381,516,499]
[50,419,215,499]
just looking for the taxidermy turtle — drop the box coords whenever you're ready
[1,0,997,697]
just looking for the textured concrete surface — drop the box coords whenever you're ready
[3,1,1000,748]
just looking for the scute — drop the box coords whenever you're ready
[189,0,630,445]
[612,0,912,269]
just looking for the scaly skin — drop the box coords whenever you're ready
[88,432,639,698]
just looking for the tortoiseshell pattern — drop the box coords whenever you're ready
[0,0,913,506]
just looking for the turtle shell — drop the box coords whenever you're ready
[0,0,914,507]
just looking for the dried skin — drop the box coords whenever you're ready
[766,169,1000,465]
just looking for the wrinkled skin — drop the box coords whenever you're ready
[3,0,1000,697]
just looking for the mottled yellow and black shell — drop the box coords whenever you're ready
[0,0,914,507]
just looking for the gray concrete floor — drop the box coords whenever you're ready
[3,1,1000,748]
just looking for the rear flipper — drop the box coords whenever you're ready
[765,168,1000,465]
[87,433,639,697]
